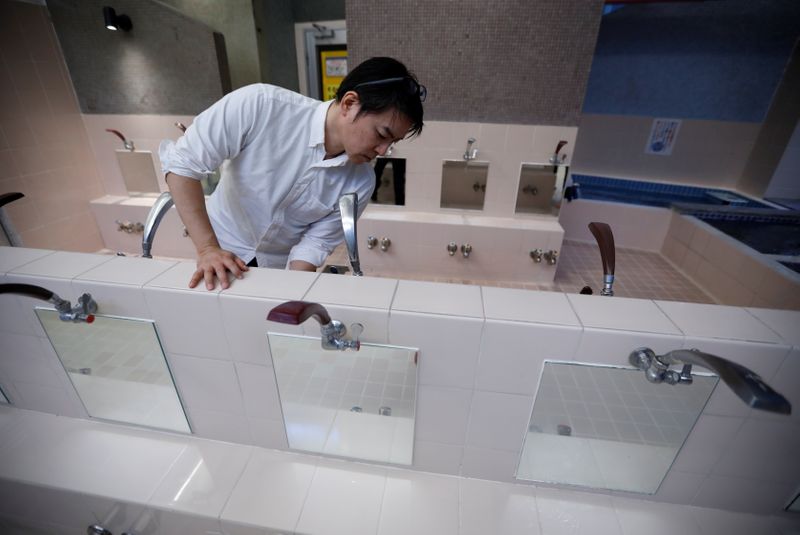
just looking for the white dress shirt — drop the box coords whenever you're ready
[159,84,374,268]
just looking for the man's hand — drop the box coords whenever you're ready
[191,245,249,290]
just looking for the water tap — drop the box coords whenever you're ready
[629,347,791,414]
[142,192,174,258]
[267,301,362,351]
[0,284,97,323]
[463,137,477,161]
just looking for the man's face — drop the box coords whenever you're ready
[341,103,413,164]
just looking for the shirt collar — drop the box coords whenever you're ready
[309,99,333,148]
[309,99,350,167]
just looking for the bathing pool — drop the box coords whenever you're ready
[687,209,800,257]
[569,174,774,209]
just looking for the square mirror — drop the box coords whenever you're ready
[440,160,489,210]
[517,361,717,494]
[35,309,191,433]
[372,157,406,206]
[515,163,568,215]
[269,333,418,465]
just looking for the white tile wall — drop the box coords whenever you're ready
[538,487,622,535]
[0,249,798,519]
[1,407,797,534]
[656,301,784,343]
[296,460,387,535]
[0,247,55,273]
[222,294,296,365]
[459,477,538,535]
[459,446,520,483]
[568,294,681,335]
[377,470,459,535]
[389,311,482,389]
[466,390,534,452]
[414,385,473,445]
[220,448,316,534]
[392,279,483,317]
[144,288,229,359]
[476,320,582,395]
[482,286,581,325]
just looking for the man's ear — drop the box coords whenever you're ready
[340,90,361,116]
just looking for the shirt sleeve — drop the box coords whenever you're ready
[159,84,266,180]
[286,168,376,268]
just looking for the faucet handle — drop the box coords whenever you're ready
[349,323,363,344]
[267,300,332,326]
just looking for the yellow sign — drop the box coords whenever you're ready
[320,49,347,101]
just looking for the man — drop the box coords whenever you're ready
[159,57,425,290]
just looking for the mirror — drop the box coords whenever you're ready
[440,160,489,210]
[515,163,568,215]
[517,361,717,493]
[116,150,161,196]
[269,332,418,465]
[35,309,191,434]
[372,157,406,206]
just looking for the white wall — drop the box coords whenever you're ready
[571,115,760,188]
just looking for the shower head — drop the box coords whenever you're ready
[629,347,791,414]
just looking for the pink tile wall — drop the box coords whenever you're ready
[0,1,104,253]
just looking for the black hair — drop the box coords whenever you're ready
[336,57,424,139]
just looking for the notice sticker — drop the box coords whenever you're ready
[645,118,681,156]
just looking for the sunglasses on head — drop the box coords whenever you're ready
[353,77,427,103]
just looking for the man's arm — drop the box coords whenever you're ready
[288,260,317,272]
[166,172,248,290]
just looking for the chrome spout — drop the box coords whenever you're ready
[141,192,174,258]
[338,192,363,276]
[463,137,477,161]
[267,300,361,351]
[629,347,791,414]
[0,192,25,247]
[0,283,97,323]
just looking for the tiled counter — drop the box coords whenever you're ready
[0,407,795,535]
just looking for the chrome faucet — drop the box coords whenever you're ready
[463,137,477,161]
[0,192,25,247]
[267,301,362,351]
[629,347,791,414]
[0,283,97,323]
[141,192,174,258]
[338,192,363,276]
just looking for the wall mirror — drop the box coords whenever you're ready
[268,332,418,465]
[515,163,568,215]
[517,361,717,493]
[35,309,191,434]
[440,160,489,210]
[372,157,406,206]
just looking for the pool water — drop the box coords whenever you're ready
[691,211,800,257]
[570,175,773,209]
